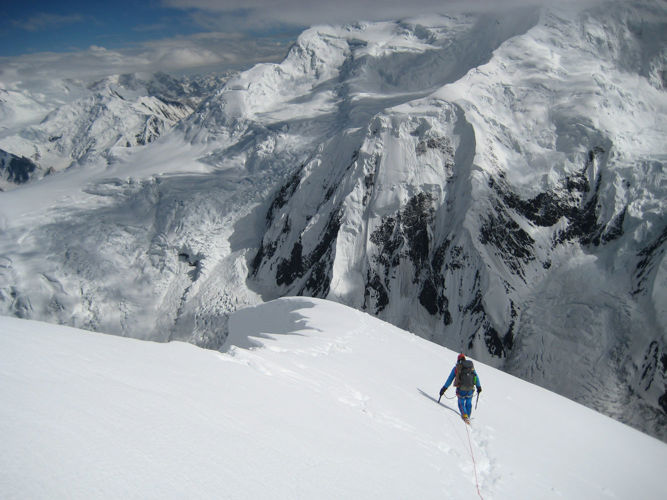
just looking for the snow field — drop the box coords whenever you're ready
[2,297,665,499]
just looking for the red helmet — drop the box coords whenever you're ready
[457,353,466,361]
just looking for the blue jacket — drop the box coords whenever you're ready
[442,362,481,392]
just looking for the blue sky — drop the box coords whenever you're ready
[1,1,240,56]
[0,0,312,82]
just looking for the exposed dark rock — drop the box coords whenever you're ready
[601,206,626,243]
[363,172,375,206]
[483,321,515,358]
[178,253,198,266]
[558,176,602,245]
[484,325,505,357]
[302,258,331,297]
[445,244,467,271]
[178,251,203,281]
[402,193,435,273]
[640,341,660,391]
[272,208,343,294]
[419,279,439,315]
[266,172,301,224]
[659,391,667,414]
[370,216,401,268]
[457,270,512,358]
[308,209,342,271]
[443,309,452,326]
[251,172,304,277]
[633,225,667,295]
[479,211,535,278]
[463,288,484,316]
[136,116,162,145]
[432,240,449,271]
[416,135,454,159]
[0,150,38,184]
[504,301,517,351]
[323,185,336,204]
[276,239,304,286]
[370,193,435,273]
[367,192,458,321]
[488,146,623,251]
[364,271,389,314]
[251,240,277,276]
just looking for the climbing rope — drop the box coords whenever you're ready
[440,391,484,498]
[464,422,484,500]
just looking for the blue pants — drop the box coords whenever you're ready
[457,389,474,417]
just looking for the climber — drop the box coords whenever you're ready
[439,353,482,423]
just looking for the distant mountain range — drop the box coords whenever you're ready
[0,72,230,190]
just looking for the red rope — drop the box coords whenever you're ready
[464,422,484,500]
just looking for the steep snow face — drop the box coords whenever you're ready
[0,73,229,190]
[2,298,666,499]
[0,2,665,441]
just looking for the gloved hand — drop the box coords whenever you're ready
[477,386,482,393]
[439,386,447,396]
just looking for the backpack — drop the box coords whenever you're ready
[454,359,475,390]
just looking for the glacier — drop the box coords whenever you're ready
[0,1,665,440]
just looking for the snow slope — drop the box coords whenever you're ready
[1,297,665,499]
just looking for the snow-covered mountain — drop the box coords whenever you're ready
[0,0,665,441]
[0,72,230,190]
[2,298,666,499]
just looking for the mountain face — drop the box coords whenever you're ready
[0,1,665,440]
[0,72,230,190]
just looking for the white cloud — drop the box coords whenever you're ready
[161,0,598,30]
[0,33,293,86]
[0,0,606,86]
